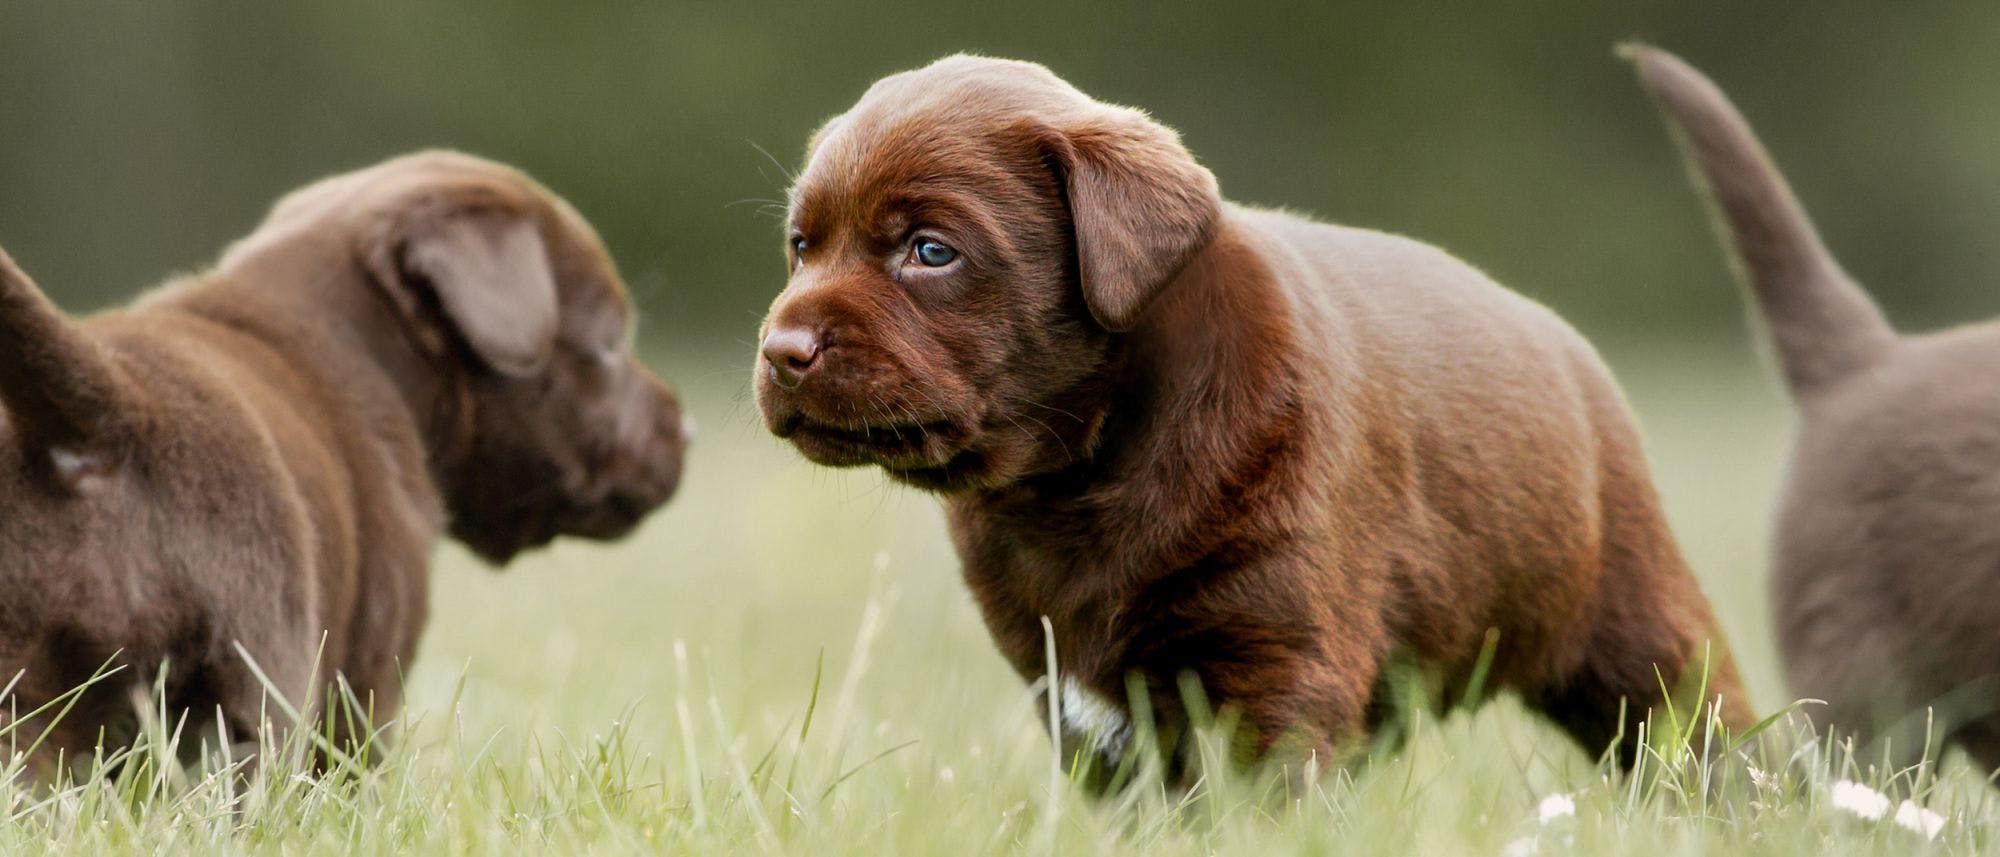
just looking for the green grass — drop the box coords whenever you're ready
[4,344,1998,854]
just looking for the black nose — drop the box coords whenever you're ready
[761,325,822,389]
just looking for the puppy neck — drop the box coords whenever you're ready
[172,249,461,469]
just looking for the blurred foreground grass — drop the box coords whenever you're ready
[5,342,1998,854]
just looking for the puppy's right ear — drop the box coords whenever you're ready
[1038,109,1222,332]
[367,208,561,378]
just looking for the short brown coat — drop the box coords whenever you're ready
[0,151,685,772]
[757,56,1749,777]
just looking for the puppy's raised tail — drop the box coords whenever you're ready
[0,246,130,487]
[1622,44,1895,398]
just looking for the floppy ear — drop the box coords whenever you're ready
[1044,110,1221,331]
[370,210,560,377]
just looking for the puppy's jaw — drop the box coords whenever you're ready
[448,437,684,566]
[757,362,1093,495]
[453,509,558,565]
[455,363,687,565]
[757,360,979,475]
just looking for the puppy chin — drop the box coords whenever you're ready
[782,416,964,470]
[453,519,556,566]
[785,427,897,469]
[767,395,1065,495]
[882,459,987,493]
[881,428,1048,494]
[760,390,956,466]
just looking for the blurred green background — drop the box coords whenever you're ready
[4,2,1997,353]
[2,0,1997,750]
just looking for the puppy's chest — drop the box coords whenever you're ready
[965,556,1104,647]
[951,513,1165,689]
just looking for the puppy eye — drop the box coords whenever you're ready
[912,238,958,268]
[790,235,809,256]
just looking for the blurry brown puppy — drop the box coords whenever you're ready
[755,55,1750,781]
[0,151,686,774]
[1631,46,2000,772]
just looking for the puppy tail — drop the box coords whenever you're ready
[0,245,130,485]
[1622,44,1895,399]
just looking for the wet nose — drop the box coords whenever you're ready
[761,325,822,389]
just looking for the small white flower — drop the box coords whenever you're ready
[1746,764,1778,790]
[1829,780,1891,820]
[1536,793,1576,825]
[1501,835,1539,857]
[1893,800,1945,840]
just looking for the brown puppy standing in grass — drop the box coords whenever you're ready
[1630,46,2000,773]
[755,55,1750,780]
[0,151,686,775]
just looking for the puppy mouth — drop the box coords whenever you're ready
[459,462,681,565]
[774,413,966,469]
[556,452,686,542]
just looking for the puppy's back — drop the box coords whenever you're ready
[1240,206,1608,434]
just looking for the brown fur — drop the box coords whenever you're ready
[755,56,1750,780]
[0,151,686,774]
[1630,45,2000,772]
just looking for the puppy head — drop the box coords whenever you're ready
[755,56,1220,492]
[226,151,687,563]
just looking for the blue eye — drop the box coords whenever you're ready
[913,238,958,267]
[790,235,809,255]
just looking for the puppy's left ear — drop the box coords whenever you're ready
[1043,109,1221,331]
[371,210,560,377]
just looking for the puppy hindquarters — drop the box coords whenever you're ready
[1534,368,1752,764]
[1299,236,1756,765]
[1627,46,1979,767]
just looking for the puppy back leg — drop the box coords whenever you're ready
[1947,717,2000,774]
[0,246,132,490]
[1537,385,1753,766]
[1537,620,1749,768]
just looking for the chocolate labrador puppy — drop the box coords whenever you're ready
[0,151,685,774]
[755,56,1750,780]
[1631,46,2000,772]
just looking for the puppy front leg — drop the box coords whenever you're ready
[204,636,321,777]
[1060,656,1362,793]
[1202,658,1360,784]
